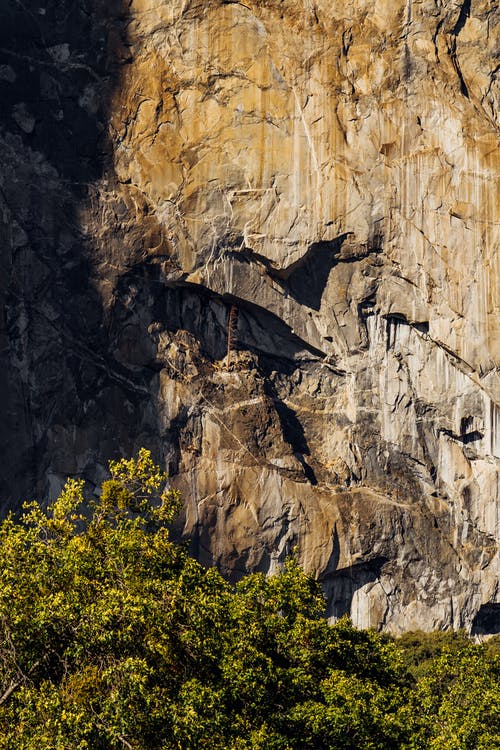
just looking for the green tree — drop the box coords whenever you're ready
[402,645,500,750]
[0,449,185,748]
[0,448,496,749]
[396,629,471,680]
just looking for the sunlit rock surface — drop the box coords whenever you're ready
[0,0,498,633]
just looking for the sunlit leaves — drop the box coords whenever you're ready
[403,647,500,750]
[0,449,498,749]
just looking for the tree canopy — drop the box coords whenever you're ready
[0,449,498,749]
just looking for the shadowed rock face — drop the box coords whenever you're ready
[0,0,498,633]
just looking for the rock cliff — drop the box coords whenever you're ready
[0,0,498,633]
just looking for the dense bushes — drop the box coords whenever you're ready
[0,450,498,749]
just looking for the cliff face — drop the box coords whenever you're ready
[1,0,498,633]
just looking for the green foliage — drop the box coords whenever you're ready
[0,449,498,749]
[401,646,500,750]
[396,629,472,680]
[395,627,500,749]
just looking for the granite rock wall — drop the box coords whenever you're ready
[0,0,498,633]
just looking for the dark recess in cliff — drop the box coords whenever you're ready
[0,0,131,508]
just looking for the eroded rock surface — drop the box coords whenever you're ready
[0,0,498,633]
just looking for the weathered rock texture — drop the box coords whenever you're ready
[0,0,498,633]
